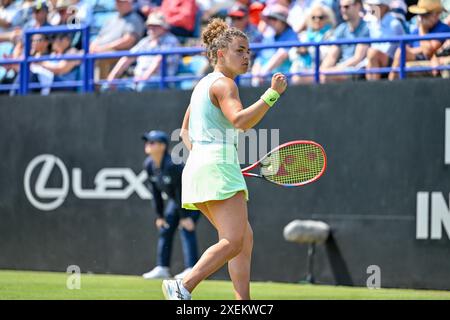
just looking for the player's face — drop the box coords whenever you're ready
[221,37,250,75]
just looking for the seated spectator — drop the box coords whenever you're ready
[50,0,85,50]
[73,0,94,26]
[23,0,50,29]
[160,0,198,38]
[227,4,263,44]
[388,0,450,80]
[320,0,370,83]
[196,0,234,22]
[0,0,23,33]
[7,32,51,94]
[31,32,81,93]
[104,11,180,92]
[251,4,298,86]
[390,0,410,33]
[289,3,336,84]
[364,0,406,80]
[89,0,146,80]
[288,0,340,33]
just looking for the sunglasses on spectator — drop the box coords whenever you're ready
[340,4,354,10]
[312,15,326,21]
[230,16,245,20]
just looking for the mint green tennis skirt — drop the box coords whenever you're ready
[182,143,249,210]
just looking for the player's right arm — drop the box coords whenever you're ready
[211,74,287,131]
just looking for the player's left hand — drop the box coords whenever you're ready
[179,218,195,231]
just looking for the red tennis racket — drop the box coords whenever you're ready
[241,140,327,187]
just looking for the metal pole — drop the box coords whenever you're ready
[305,243,316,284]
[314,45,321,84]
[82,25,91,93]
[20,31,31,95]
[399,40,406,80]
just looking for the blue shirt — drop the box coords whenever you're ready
[257,26,298,61]
[366,12,405,58]
[332,19,370,63]
[410,21,450,48]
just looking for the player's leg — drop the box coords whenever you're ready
[182,191,248,293]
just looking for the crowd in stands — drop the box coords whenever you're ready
[1,0,450,94]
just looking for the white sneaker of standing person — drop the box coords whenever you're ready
[174,267,193,280]
[142,266,171,279]
[162,279,192,300]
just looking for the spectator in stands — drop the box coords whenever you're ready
[50,0,84,50]
[7,32,51,95]
[320,0,370,83]
[104,11,180,91]
[196,0,234,22]
[251,4,298,86]
[364,0,406,80]
[160,0,198,38]
[227,3,263,44]
[0,0,23,32]
[289,3,336,84]
[23,0,50,29]
[388,0,450,80]
[70,0,94,26]
[30,32,81,93]
[288,0,341,33]
[89,0,145,80]
[390,0,410,33]
[4,1,51,84]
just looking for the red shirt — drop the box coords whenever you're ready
[161,0,197,32]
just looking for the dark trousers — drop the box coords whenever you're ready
[157,200,200,268]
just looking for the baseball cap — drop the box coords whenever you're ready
[228,4,249,18]
[262,4,289,23]
[142,130,169,145]
[33,0,49,11]
[146,11,170,29]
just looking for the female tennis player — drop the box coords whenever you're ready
[162,18,287,300]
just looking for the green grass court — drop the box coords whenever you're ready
[0,270,449,300]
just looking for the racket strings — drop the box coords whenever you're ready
[260,144,325,186]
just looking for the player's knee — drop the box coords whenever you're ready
[224,237,245,258]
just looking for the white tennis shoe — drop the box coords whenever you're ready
[142,266,171,279]
[162,279,192,300]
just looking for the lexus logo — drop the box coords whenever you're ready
[24,154,151,211]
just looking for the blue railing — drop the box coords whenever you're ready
[1,25,450,95]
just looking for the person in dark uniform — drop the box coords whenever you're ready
[141,130,200,279]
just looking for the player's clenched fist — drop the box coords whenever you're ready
[271,73,288,95]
